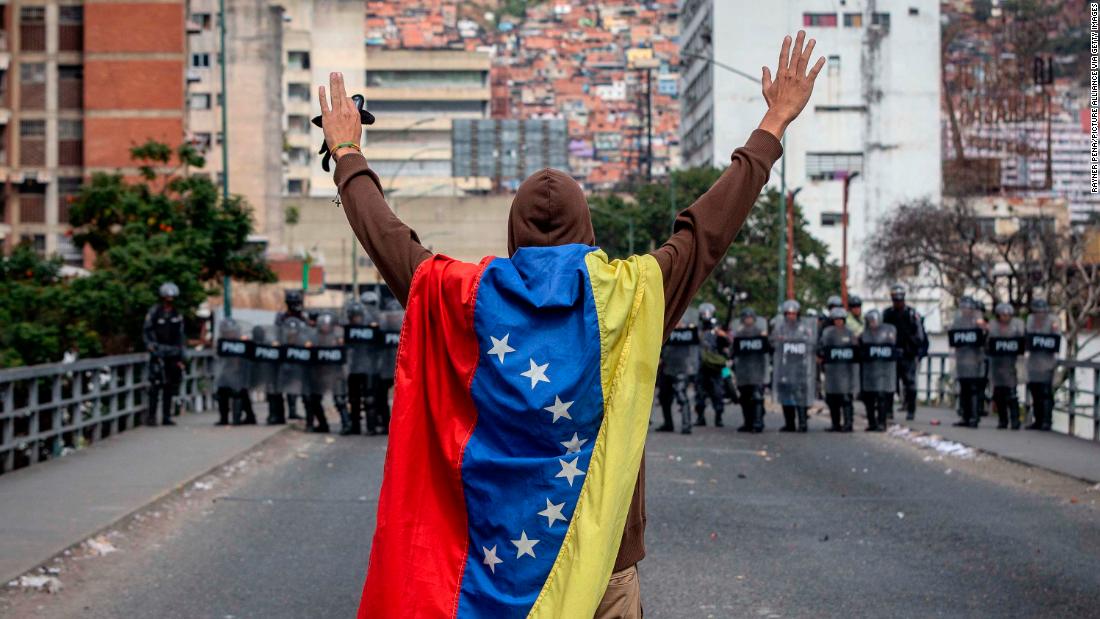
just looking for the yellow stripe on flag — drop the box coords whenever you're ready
[528,249,664,618]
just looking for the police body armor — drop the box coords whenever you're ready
[1025,314,1060,385]
[276,317,313,395]
[249,325,280,393]
[860,323,898,393]
[949,310,986,380]
[819,324,858,396]
[731,319,768,387]
[770,316,817,407]
[215,318,251,392]
[987,318,1025,388]
[662,325,700,377]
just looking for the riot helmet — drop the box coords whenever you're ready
[865,309,881,328]
[317,311,337,334]
[346,302,366,324]
[829,307,847,322]
[781,299,801,320]
[251,325,267,344]
[889,284,906,301]
[159,281,180,300]
[1030,299,1050,313]
[994,302,1014,321]
[220,318,242,339]
[826,295,843,309]
[360,290,380,307]
[848,294,863,307]
[285,289,304,313]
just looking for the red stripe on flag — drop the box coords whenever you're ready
[357,256,491,619]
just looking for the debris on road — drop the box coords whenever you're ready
[887,426,976,459]
[7,575,63,593]
[84,535,119,556]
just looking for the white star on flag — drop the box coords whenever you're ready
[487,334,515,364]
[520,358,550,389]
[511,530,540,559]
[560,432,588,454]
[538,498,568,528]
[543,396,573,423]
[482,545,503,574]
[555,457,586,487]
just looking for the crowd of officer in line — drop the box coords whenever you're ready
[143,283,404,435]
[655,285,1062,435]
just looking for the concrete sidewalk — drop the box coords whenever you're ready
[0,409,286,584]
[897,405,1100,483]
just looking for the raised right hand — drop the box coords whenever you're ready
[758,31,825,139]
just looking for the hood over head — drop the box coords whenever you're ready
[507,168,595,255]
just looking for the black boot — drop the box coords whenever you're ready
[842,400,854,433]
[797,407,809,432]
[780,406,796,432]
[827,399,842,432]
[216,388,231,426]
[714,409,724,428]
[266,393,286,425]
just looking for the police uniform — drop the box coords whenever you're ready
[143,283,186,427]
[1025,301,1059,431]
[657,323,700,434]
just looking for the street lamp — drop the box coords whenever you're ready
[785,187,803,300]
[840,171,859,306]
[680,51,788,308]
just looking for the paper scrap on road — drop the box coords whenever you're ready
[887,425,975,459]
[84,535,118,556]
[7,575,63,593]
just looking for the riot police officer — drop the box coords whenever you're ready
[988,303,1025,430]
[214,317,255,426]
[819,307,858,432]
[305,312,347,434]
[249,325,283,425]
[271,289,311,421]
[846,295,865,337]
[1025,299,1059,431]
[859,310,897,432]
[694,303,728,427]
[882,284,927,421]
[371,301,404,435]
[343,301,378,435]
[771,300,816,432]
[949,296,987,428]
[657,320,700,434]
[277,317,313,427]
[143,282,186,427]
[731,308,768,433]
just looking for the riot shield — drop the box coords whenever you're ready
[731,316,769,387]
[277,317,313,395]
[378,307,404,381]
[986,317,1024,388]
[860,323,898,393]
[249,324,280,393]
[215,318,252,391]
[1025,313,1060,384]
[662,324,700,377]
[819,324,858,395]
[770,316,817,407]
[344,303,381,376]
[948,308,986,380]
[310,313,347,396]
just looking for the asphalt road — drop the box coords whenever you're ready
[5,408,1100,619]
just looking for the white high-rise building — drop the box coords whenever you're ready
[679,0,942,301]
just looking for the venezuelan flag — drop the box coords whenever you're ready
[357,244,664,618]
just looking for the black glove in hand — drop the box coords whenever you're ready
[311,94,376,172]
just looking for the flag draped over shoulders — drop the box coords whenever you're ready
[358,244,664,619]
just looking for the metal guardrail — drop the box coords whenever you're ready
[916,352,1099,441]
[0,350,215,475]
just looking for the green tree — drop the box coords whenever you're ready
[590,169,839,322]
[0,141,273,366]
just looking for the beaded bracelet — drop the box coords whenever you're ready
[333,142,361,153]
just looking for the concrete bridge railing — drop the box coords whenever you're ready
[0,351,215,475]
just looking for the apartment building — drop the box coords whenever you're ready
[1,0,186,259]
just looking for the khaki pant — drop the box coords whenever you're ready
[594,565,642,619]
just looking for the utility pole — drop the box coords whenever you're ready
[218,0,231,317]
[840,172,859,306]
[786,187,802,300]
[645,68,653,183]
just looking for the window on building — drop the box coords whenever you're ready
[802,12,837,27]
[59,119,83,139]
[287,83,311,102]
[828,55,841,72]
[20,7,45,23]
[843,13,862,27]
[821,212,842,227]
[974,217,996,239]
[214,131,224,145]
[806,152,863,180]
[59,6,83,24]
[58,177,82,195]
[190,12,213,29]
[287,115,311,134]
[192,132,212,150]
[872,12,890,29]
[20,63,46,84]
[59,65,83,80]
[191,53,211,68]
[20,119,45,137]
[1019,217,1055,236]
[287,147,310,166]
[287,51,311,71]
[286,179,305,195]
[908,7,920,16]
[190,93,212,109]
[365,70,486,88]
[27,234,47,255]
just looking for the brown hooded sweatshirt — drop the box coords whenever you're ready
[335,128,783,572]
